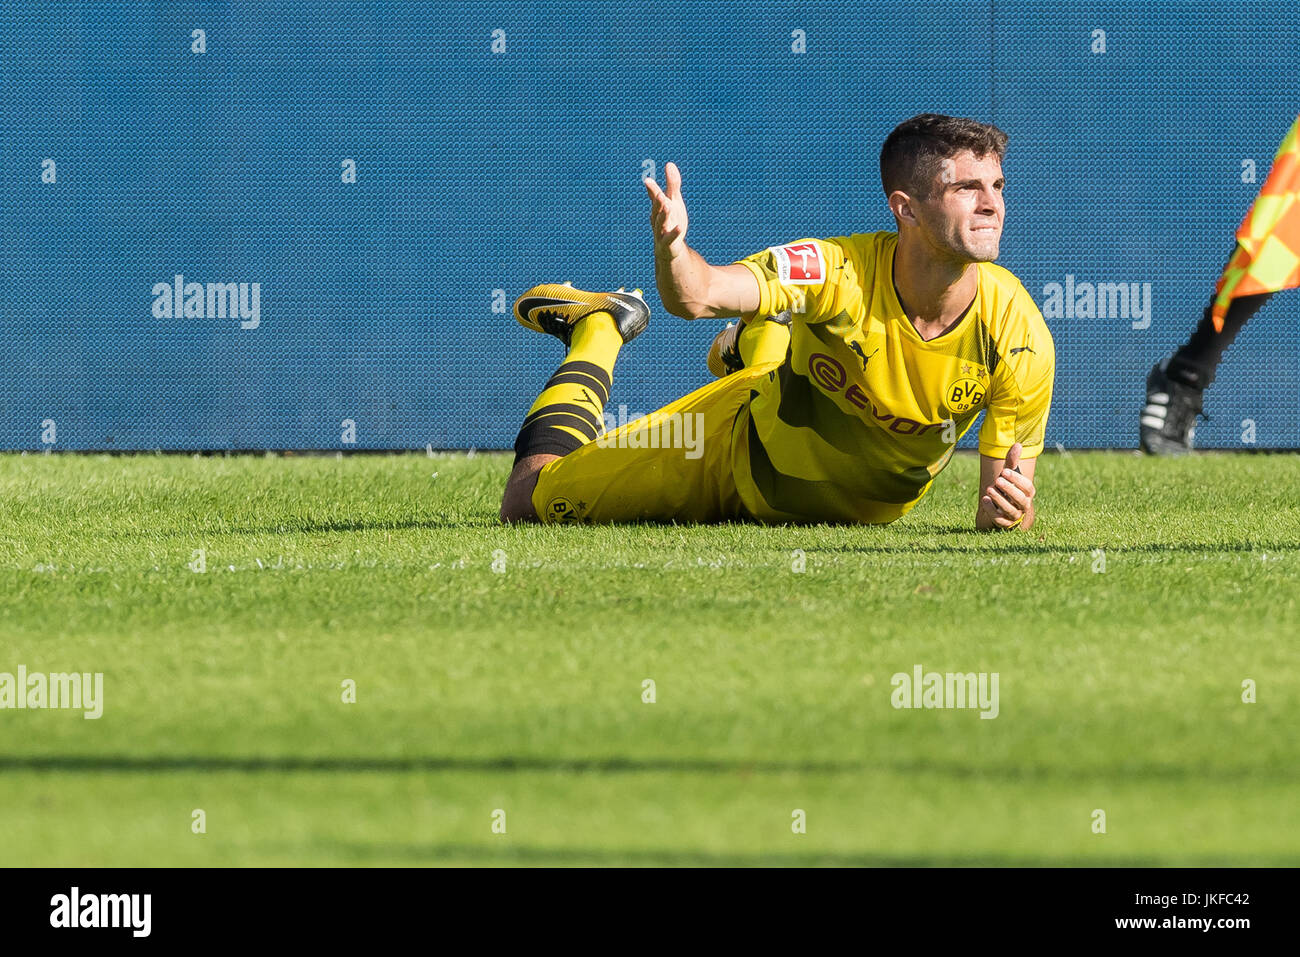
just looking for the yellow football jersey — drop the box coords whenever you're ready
[728,231,1055,524]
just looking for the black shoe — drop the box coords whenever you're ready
[514,282,650,347]
[1140,358,1206,456]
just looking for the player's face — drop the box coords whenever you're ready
[912,151,1005,263]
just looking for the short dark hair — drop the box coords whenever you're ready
[879,114,1008,199]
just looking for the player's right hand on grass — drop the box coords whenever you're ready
[644,161,689,259]
[979,442,1035,530]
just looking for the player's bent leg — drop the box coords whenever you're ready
[740,310,792,366]
[705,311,792,378]
[499,283,650,523]
[529,364,777,524]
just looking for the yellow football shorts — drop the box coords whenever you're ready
[530,362,781,524]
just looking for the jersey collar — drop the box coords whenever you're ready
[886,240,981,347]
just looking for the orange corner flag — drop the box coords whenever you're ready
[1211,114,1300,332]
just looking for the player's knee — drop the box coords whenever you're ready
[499,496,537,524]
[498,486,536,523]
[499,465,542,523]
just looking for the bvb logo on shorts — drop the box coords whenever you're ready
[545,497,583,523]
[944,376,987,414]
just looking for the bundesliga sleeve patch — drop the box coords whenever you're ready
[768,241,825,284]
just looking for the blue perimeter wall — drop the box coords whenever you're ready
[2,1,1298,450]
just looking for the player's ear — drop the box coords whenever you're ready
[888,190,918,226]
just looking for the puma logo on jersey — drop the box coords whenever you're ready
[849,341,878,370]
[1010,345,1036,355]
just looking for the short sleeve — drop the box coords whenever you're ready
[732,237,847,323]
[978,291,1056,459]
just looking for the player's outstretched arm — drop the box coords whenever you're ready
[643,161,759,319]
[976,442,1037,531]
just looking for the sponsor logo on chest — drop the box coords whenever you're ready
[806,351,956,437]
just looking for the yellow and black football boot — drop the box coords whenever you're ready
[514,282,650,348]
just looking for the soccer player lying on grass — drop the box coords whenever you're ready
[500,113,1055,530]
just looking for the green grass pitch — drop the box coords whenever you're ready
[0,450,1296,866]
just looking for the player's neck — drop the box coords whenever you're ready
[893,238,977,340]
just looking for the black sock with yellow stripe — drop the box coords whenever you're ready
[513,312,622,463]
